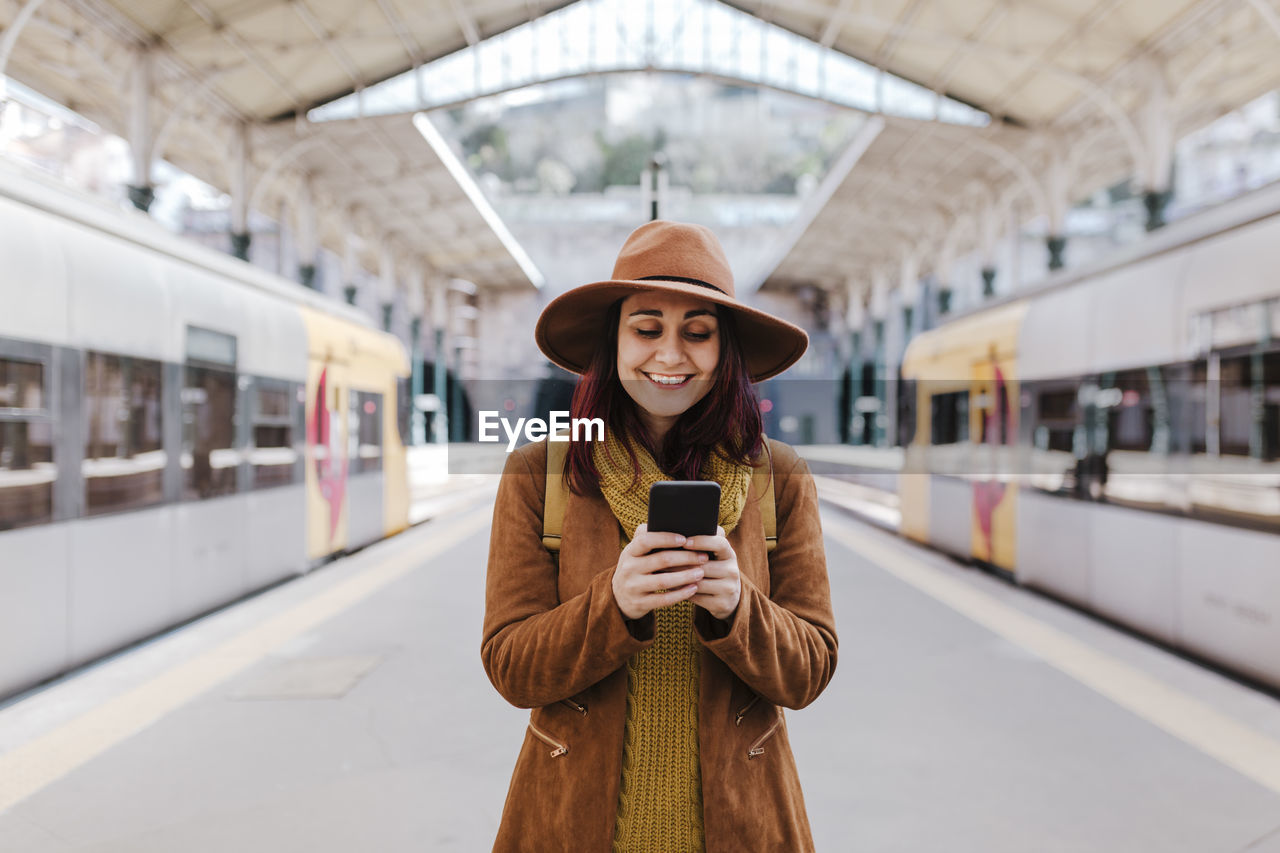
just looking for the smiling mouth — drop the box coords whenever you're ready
[643,372,694,388]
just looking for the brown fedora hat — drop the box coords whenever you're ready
[534,220,808,383]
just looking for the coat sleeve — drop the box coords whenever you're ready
[693,444,838,710]
[481,445,653,709]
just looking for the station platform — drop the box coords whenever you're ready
[1,485,1279,852]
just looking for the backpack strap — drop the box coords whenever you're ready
[753,439,777,553]
[542,439,570,552]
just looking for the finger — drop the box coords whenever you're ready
[682,533,730,557]
[689,589,734,609]
[688,576,732,595]
[635,549,707,575]
[647,583,700,604]
[692,559,736,579]
[630,530,688,554]
[621,523,646,555]
[641,565,705,593]
[688,592,726,612]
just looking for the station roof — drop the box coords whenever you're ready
[728,0,1266,128]
[1,0,562,291]
[255,113,542,290]
[764,115,1049,289]
[5,0,1280,301]
[17,0,575,124]
[751,0,1280,295]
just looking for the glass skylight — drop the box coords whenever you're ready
[309,0,987,126]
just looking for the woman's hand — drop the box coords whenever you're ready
[612,523,709,621]
[682,526,741,622]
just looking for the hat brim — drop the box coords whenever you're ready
[535,278,808,383]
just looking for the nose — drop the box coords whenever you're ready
[654,334,686,367]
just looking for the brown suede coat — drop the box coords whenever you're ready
[481,437,838,852]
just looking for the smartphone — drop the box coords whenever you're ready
[647,481,720,556]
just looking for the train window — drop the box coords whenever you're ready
[251,380,297,489]
[396,376,411,448]
[182,365,239,499]
[896,378,917,446]
[1104,369,1165,453]
[1183,361,1209,455]
[930,391,969,445]
[1023,380,1079,498]
[0,358,44,410]
[1185,351,1279,531]
[187,326,237,367]
[1218,352,1279,459]
[1268,351,1280,461]
[83,352,165,515]
[1219,355,1250,456]
[352,391,382,474]
[0,355,54,529]
[1033,386,1078,452]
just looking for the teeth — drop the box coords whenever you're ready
[647,373,690,385]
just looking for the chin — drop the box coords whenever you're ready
[644,401,694,419]
[643,390,709,418]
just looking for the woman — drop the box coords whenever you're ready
[482,220,838,852]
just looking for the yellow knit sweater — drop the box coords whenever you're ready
[593,432,751,853]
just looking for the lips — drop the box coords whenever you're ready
[643,371,694,388]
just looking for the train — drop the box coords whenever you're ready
[899,178,1280,690]
[0,163,412,700]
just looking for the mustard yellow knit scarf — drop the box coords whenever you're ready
[592,427,752,541]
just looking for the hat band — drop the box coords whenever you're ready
[637,274,726,295]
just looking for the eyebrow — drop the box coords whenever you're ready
[627,309,717,319]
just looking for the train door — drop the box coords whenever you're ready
[971,344,1018,571]
[345,387,385,549]
[898,377,931,544]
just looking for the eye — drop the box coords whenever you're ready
[635,328,661,338]
[684,328,714,341]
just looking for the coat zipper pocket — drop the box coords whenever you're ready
[734,694,761,726]
[747,708,783,759]
[528,721,569,757]
[560,698,587,715]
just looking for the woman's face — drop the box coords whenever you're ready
[616,290,721,435]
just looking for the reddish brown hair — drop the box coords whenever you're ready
[564,297,764,496]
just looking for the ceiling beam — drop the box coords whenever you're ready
[984,0,1124,119]
[819,0,856,49]
[293,0,365,90]
[182,0,306,111]
[872,0,930,71]
[374,0,424,67]
[158,0,292,43]
[0,0,53,80]
[1246,0,1280,44]
[62,0,249,125]
[926,1,1008,96]
[447,0,481,46]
